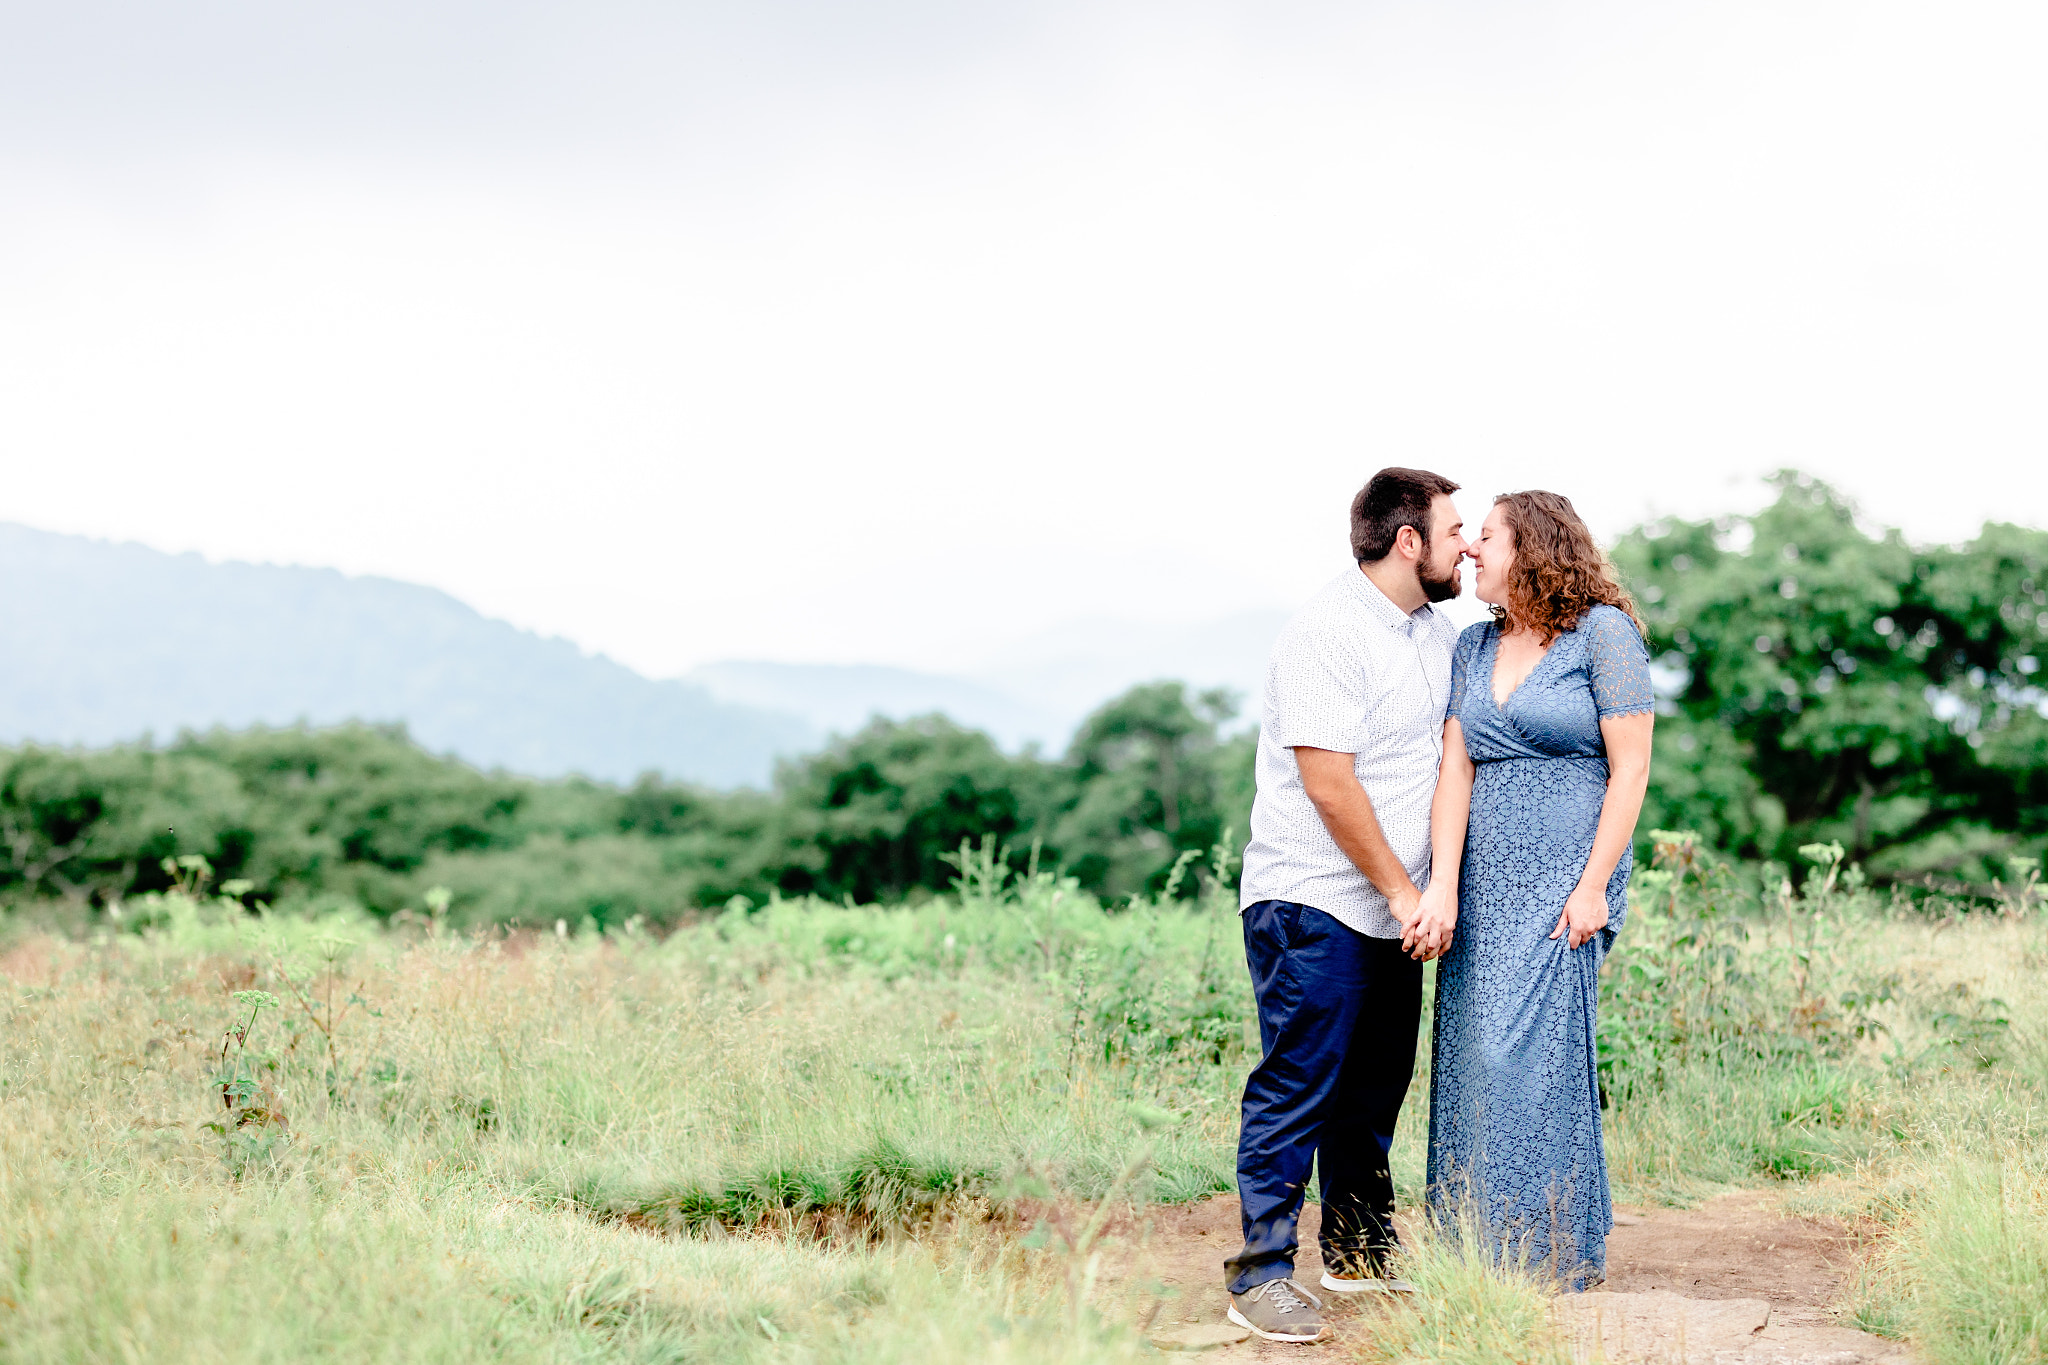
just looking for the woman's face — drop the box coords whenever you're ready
[1470,504,1516,607]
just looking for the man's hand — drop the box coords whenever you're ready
[1386,883,1422,945]
[1407,879,1457,961]
[1550,883,1610,949]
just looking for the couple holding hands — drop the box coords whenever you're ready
[1226,468,1655,1343]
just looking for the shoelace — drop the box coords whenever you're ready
[1257,1279,1309,1315]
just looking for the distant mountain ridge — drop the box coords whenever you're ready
[0,524,813,786]
[0,523,1299,785]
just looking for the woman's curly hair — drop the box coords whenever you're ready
[1491,490,1643,643]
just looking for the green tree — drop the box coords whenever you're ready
[0,744,247,904]
[766,715,1061,903]
[1055,682,1251,899]
[1613,471,2048,881]
[171,723,533,907]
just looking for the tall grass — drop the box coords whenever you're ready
[0,862,1237,1363]
[1900,1148,2048,1364]
[1602,838,2048,1364]
[1358,1210,1570,1365]
[2,838,2045,1361]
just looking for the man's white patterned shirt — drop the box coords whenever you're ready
[1238,569,1459,938]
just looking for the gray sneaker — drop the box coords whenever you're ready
[1227,1277,1326,1343]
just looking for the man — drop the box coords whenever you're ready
[1225,468,1467,1344]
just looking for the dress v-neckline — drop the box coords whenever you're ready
[1487,623,1556,712]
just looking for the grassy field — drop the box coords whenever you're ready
[2,843,2044,1363]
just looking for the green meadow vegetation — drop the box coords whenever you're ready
[4,471,2047,1361]
[3,838,2044,1363]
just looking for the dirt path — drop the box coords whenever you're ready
[1106,1192,1917,1362]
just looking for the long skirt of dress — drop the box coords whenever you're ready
[1427,753,1627,1291]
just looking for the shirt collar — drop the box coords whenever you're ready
[1348,568,1435,635]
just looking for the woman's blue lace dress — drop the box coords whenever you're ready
[1426,603,1653,1290]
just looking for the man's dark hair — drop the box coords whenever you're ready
[1350,467,1461,563]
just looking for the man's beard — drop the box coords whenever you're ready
[1419,552,1462,603]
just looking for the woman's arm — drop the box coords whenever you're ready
[1409,718,1474,960]
[1553,710,1654,949]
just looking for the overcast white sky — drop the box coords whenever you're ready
[1,0,2042,679]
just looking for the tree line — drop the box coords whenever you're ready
[0,682,1254,927]
[0,473,2041,927]
[1615,471,2047,885]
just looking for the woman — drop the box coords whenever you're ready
[1412,490,1654,1290]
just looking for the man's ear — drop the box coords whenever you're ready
[1396,523,1424,561]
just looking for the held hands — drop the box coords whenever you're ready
[1550,883,1610,949]
[1387,884,1427,963]
[1405,879,1457,962]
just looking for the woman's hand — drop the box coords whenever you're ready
[1550,883,1609,949]
[1407,878,1458,961]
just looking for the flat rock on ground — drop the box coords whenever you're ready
[1103,1191,1917,1362]
[1556,1289,1914,1364]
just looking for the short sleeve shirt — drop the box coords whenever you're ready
[1238,569,1460,937]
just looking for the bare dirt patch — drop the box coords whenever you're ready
[1096,1192,1917,1361]
[1582,1192,1915,1363]
[1606,1191,1853,1305]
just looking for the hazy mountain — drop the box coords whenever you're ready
[0,524,814,786]
[0,522,1300,784]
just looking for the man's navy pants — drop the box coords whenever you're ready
[1225,899,1424,1294]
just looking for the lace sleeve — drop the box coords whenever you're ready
[1446,625,1483,719]
[1587,606,1654,718]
